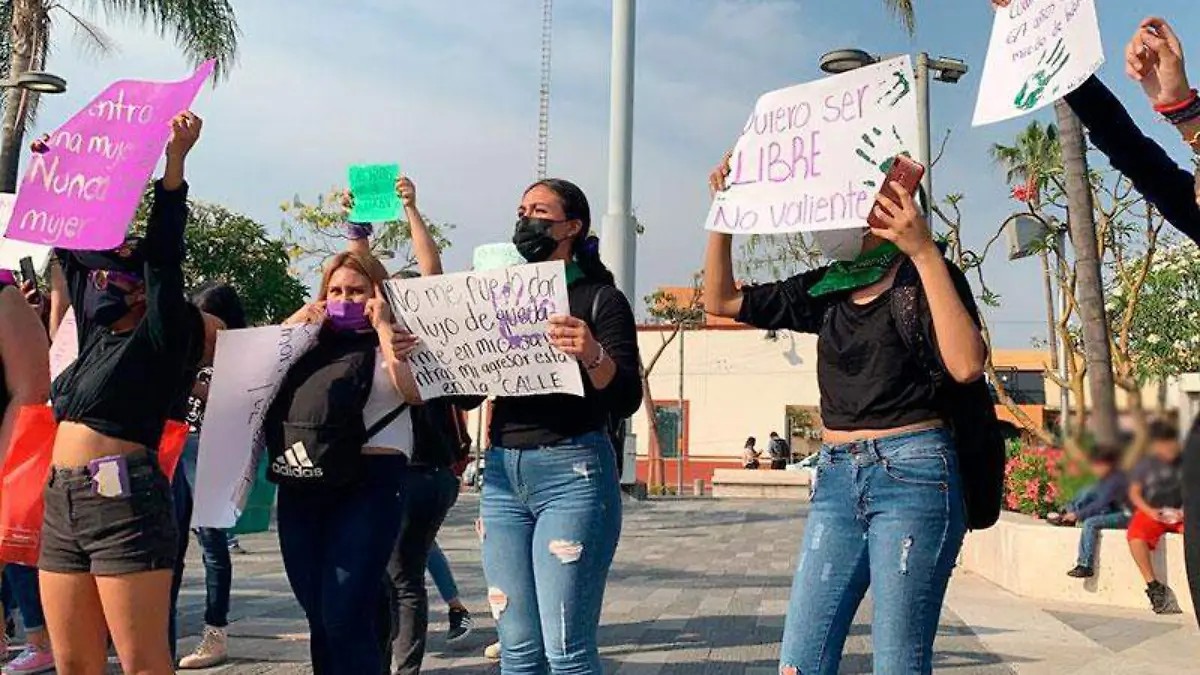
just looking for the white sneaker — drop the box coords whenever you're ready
[484,641,501,660]
[178,626,228,669]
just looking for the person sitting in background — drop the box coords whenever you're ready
[742,437,761,470]
[1127,421,1185,614]
[767,432,790,470]
[1049,449,1131,579]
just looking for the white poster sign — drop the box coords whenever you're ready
[192,323,321,528]
[383,261,584,400]
[705,56,920,236]
[0,194,53,274]
[49,309,78,381]
[972,0,1104,126]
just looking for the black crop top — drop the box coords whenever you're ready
[51,181,204,448]
[737,258,979,431]
[489,278,643,449]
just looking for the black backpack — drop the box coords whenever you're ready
[409,397,481,469]
[889,258,1006,531]
[590,287,628,479]
[264,330,393,490]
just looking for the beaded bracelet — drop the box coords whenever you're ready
[1154,89,1197,114]
[1162,93,1200,126]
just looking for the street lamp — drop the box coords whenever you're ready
[0,70,68,193]
[818,49,968,207]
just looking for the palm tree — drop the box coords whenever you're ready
[880,0,916,34]
[0,0,240,192]
[989,121,1060,207]
[991,122,1065,411]
[1054,100,1119,448]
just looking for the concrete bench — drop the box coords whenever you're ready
[710,468,811,500]
[960,511,1191,615]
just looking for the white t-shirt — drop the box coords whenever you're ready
[362,348,413,457]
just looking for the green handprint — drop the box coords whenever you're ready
[1014,39,1070,110]
[875,69,912,108]
[855,125,910,188]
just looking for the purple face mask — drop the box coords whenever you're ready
[326,300,371,332]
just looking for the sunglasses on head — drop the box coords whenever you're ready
[89,270,143,291]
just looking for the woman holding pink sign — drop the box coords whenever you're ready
[37,112,207,675]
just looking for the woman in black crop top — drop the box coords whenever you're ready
[480,179,641,674]
[38,112,206,675]
[705,155,985,675]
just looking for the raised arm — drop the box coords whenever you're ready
[142,113,200,353]
[703,155,829,332]
[874,185,985,384]
[343,176,444,276]
[397,176,443,276]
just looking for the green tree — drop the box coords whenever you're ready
[131,193,307,325]
[639,273,706,488]
[1,0,241,192]
[280,188,454,274]
[989,121,1060,207]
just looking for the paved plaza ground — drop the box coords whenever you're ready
[165,495,1199,674]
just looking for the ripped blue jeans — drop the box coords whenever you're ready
[481,432,622,674]
[779,428,965,675]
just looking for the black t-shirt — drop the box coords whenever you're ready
[816,289,940,430]
[51,181,204,448]
[1133,455,1183,509]
[738,258,978,431]
[488,278,642,449]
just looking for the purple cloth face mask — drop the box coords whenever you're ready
[326,300,371,332]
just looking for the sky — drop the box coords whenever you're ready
[23,0,1200,348]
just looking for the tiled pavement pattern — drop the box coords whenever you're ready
[162,495,1193,674]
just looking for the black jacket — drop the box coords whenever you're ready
[1065,77,1200,243]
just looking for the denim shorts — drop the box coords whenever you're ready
[40,449,178,576]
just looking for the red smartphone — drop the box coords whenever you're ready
[867,155,926,230]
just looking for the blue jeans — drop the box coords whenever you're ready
[1077,511,1131,568]
[780,428,966,675]
[5,564,45,632]
[277,455,407,675]
[170,434,234,650]
[426,541,458,604]
[481,432,622,674]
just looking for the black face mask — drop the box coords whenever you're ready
[513,217,566,263]
[83,285,131,327]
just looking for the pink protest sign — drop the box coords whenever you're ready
[3,60,215,251]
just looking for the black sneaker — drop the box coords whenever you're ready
[447,608,473,644]
[1067,565,1094,578]
[1147,581,1183,614]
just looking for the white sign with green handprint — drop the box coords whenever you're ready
[972,0,1104,126]
[706,55,919,236]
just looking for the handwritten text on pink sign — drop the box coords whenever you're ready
[3,61,214,251]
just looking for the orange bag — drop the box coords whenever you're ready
[0,406,57,566]
[0,409,192,566]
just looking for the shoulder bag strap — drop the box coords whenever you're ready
[365,403,411,442]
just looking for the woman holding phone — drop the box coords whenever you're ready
[704,152,986,674]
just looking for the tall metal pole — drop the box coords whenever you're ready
[915,53,933,207]
[600,0,637,299]
[677,324,685,497]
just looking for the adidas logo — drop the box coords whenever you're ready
[272,442,324,479]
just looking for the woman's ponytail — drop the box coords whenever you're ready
[573,235,616,287]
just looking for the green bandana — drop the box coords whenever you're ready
[565,261,584,286]
[808,242,903,298]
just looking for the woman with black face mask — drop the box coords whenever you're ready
[481,179,642,674]
[38,112,205,675]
